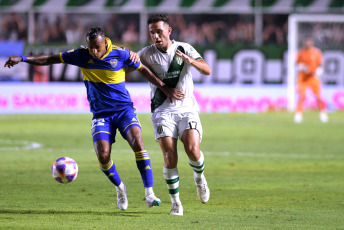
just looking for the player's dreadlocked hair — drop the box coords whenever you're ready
[147,13,170,26]
[86,27,105,40]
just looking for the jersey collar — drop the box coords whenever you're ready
[155,40,175,54]
[100,37,112,60]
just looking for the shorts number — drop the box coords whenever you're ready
[188,121,197,129]
[91,118,105,128]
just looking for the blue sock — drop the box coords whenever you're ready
[99,159,121,186]
[135,150,153,188]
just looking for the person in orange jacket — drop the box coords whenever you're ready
[294,37,328,123]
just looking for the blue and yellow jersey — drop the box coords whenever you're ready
[59,37,142,115]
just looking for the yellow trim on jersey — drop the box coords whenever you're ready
[137,62,142,70]
[59,53,64,63]
[100,38,112,60]
[92,131,111,137]
[80,67,125,84]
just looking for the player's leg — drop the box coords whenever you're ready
[295,79,307,123]
[119,107,160,208]
[311,77,328,123]
[91,117,128,210]
[152,111,182,215]
[125,125,161,208]
[180,114,210,204]
[159,136,183,216]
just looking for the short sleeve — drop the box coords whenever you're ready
[186,44,202,60]
[123,47,142,70]
[60,48,81,66]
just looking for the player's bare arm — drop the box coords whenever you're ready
[4,54,62,68]
[138,64,185,102]
[175,49,211,75]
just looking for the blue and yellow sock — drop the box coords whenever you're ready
[99,159,121,186]
[135,150,153,188]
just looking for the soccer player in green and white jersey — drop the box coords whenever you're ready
[137,14,212,216]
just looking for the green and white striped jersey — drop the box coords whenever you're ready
[138,40,203,113]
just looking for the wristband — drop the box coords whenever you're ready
[20,55,27,62]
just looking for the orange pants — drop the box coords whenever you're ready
[296,76,326,113]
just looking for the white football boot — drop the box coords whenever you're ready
[170,203,183,216]
[320,112,329,123]
[116,182,128,210]
[194,172,210,204]
[145,193,161,208]
[294,112,303,123]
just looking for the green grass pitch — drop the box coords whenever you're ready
[0,112,343,229]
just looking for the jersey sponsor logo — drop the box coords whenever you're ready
[157,71,181,80]
[110,59,118,68]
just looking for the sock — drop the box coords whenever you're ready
[99,159,121,186]
[135,150,153,188]
[145,187,153,197]
[116,181,124,190]
[163,167,181,205]
[189,151,205,179]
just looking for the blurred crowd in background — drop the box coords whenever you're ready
[2,12,344,47]
[0,12,290,45]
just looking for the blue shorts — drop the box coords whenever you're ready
[91,107,141,144]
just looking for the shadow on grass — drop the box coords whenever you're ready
[0,209,161,217]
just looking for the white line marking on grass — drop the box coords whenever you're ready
[5,141,338,159]
[205,151,338,159]
[0,139,42,150]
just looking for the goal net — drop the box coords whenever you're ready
[287,14,344,111]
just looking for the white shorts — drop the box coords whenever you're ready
[151,111,203,142]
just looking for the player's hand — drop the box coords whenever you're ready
[4,56,21,68]
[129,51,140,64]
[297,64,309,73]
[161,85,185,103]
[175,50,193,64]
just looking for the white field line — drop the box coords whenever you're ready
[0,140,340,159]
[0,139,42,150]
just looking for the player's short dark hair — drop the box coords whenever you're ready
[147,13,170,26]
[86,27,105,40]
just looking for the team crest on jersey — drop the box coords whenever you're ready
[175,56,183,65]
[110,59,118,68]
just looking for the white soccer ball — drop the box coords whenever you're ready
[52,157,78,184]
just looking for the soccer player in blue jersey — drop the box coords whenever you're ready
[4,27,185,211]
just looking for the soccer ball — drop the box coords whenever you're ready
[52,157,78,184]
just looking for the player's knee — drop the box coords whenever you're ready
[96,146,111,164]
[184,144,198,156]
[165,160,177,169]
[126,128,144,151]
[163,150,178,168]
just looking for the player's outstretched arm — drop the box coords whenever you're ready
[175,50,211,75]
[4,54,62,68]
[138,65,185,103]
